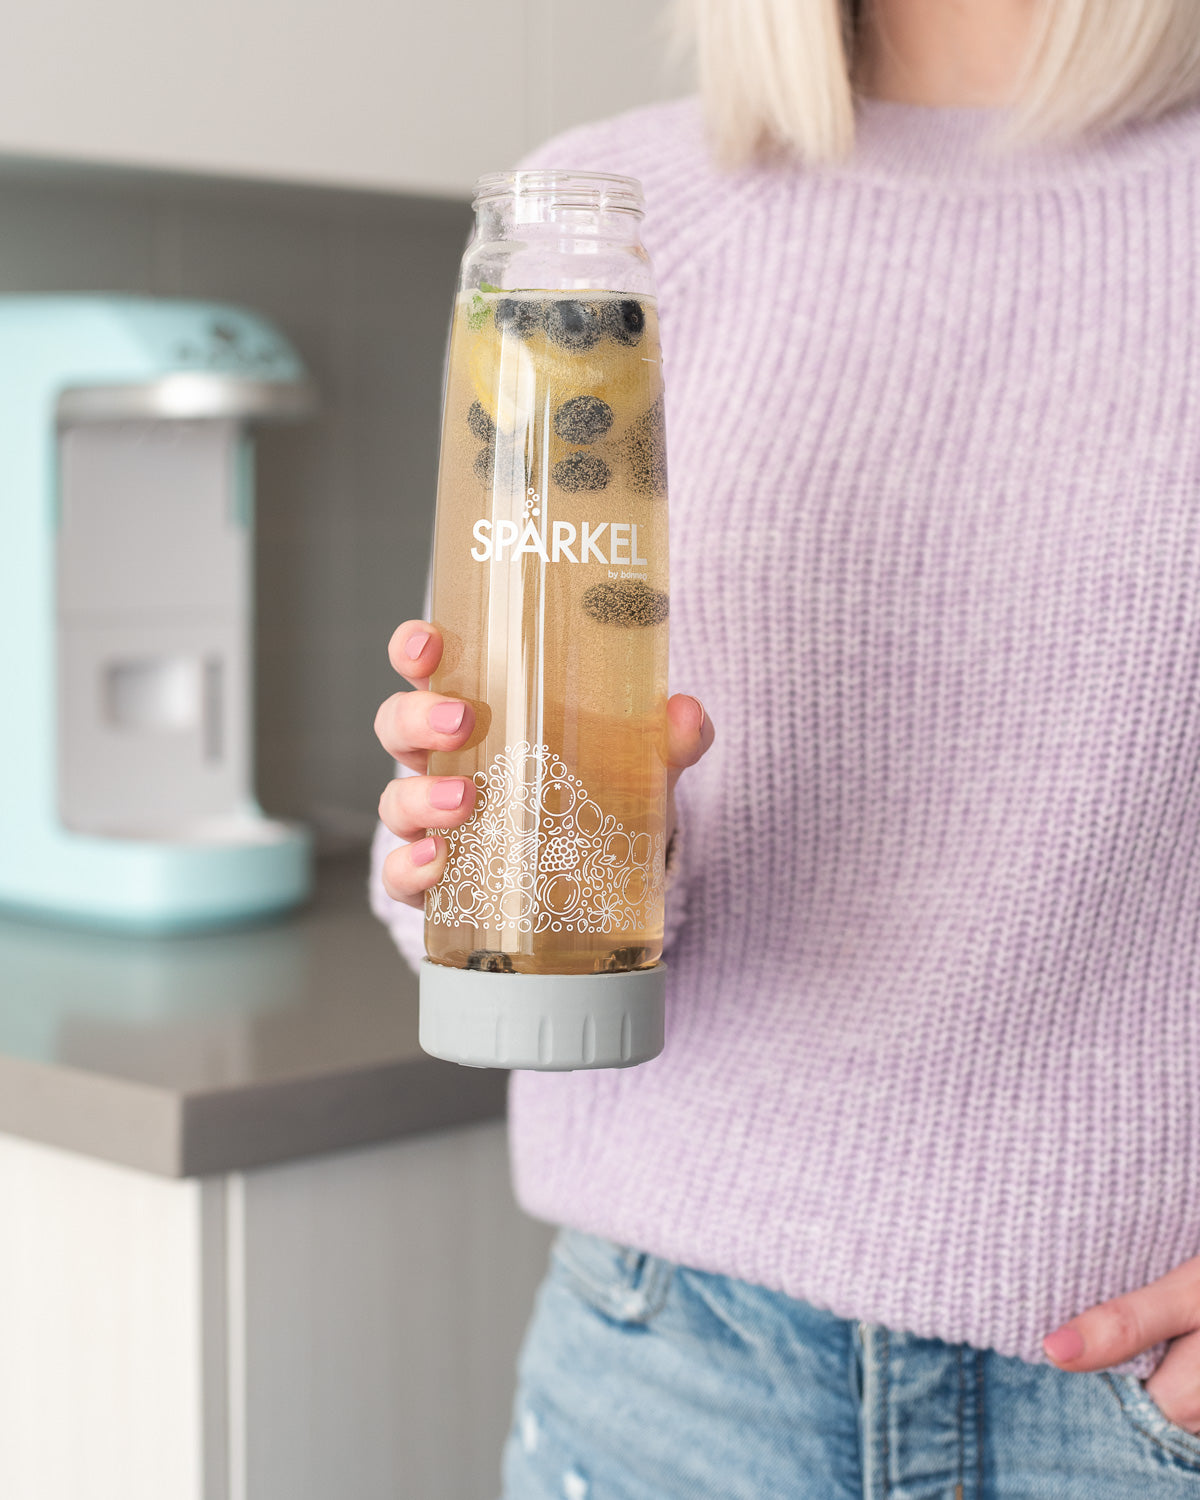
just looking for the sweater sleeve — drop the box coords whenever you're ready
[368,767,427,974]
[660,824,689,955]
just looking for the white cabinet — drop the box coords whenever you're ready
[0,1123,555,1500]
[0,0,691,197]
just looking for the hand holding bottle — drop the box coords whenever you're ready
[375,618,713,912]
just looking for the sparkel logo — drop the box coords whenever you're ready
[470,518,648,566]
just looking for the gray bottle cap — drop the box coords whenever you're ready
[419,960,666,1071]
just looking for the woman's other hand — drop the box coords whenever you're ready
[374,621,480,910]
[375,621,714,911]
[1044,1256,1200,1431]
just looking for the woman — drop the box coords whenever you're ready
[371,0,1200,1492]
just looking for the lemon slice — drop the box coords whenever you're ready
[535,324,649,429]
[468,329,537,433]
[466,310,654,436]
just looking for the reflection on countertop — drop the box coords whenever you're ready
[0,855,506,1177]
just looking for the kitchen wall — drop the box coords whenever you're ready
[0,0,689,196]
[0,0,695,859]
[0,158,471,849]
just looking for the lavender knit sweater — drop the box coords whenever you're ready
[371,96,1200,1373]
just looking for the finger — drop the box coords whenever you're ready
[1043,1259,1200,1371]
[388,621,443,689]
[378,775,477,841]
[374,690,476,772]
[381,835,448,908]
[665,694,714,798]
[1145,1328,1200,1432]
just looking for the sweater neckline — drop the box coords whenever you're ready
[827,96,1200,192]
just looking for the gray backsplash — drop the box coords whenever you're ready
[0,158,472,850]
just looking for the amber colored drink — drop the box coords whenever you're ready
[425,288,669,976]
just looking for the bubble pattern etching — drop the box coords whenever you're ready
[426,741,664,936]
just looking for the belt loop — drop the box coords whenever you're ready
[957,1344,985,1499]
[859,1322,890,1500]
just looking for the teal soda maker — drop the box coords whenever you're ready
[0,296,316,932]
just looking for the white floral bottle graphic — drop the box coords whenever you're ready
[417,169,670,1071]
[426,742,665,937]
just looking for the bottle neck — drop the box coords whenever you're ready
[466,172,652,298]
[472,170,645,247]
[475,197,644,248]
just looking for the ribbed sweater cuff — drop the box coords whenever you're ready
[369,803,425,974]
[661,822,688,956]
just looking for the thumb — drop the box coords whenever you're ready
[1043,1261,1200,1371]
[665,694,714,797]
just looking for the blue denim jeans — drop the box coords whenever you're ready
[501,1230,1200,1499]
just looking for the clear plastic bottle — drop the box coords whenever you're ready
[418,171,669,1071]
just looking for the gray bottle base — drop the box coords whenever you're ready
[419,960,666,1071]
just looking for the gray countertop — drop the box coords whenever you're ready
[0,855,506,1178]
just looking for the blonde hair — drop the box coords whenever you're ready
[677,0,1200,165]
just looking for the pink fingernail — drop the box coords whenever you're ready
[405,631,430,659]
[688,696,706,732]
[428,778,466,811]
[429,700,466,735]
[1044,1327,1084,1363]
[410,836,438,867]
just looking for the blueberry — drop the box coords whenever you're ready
[582,580,669,627]
[625,395,667,496]
[553,451,611,492]
[475,439,526,489]
[466,949,514,972]
[603,299,645,345]
[494,299,543,339]
[553,395,614,445]
[467,399,496,444]
[544,300,602,351]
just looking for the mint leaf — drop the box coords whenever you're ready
[466,291,491,331]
